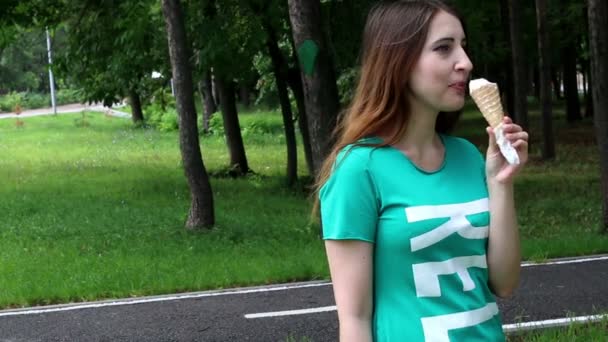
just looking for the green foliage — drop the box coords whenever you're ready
[54,0,167,107]
[208,113,224,136]
[322,0,375,73]
[0,28,49,93]
[55,88,81,105]
[0,89,81,112]
[143,91,178,132]
[188,0,266,83]
[252,52,278,107]
[336,67,358,106]
[0,92,47,111]
[206,110,285,139]
[0,92,23,112]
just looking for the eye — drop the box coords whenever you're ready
[434,45,451,53]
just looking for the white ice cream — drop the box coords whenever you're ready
[468,78,493,94]
[469,78,520,165]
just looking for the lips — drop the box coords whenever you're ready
[450,82,467,92]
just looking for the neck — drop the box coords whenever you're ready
[395,100,440,152]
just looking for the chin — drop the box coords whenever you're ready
[440,102,465,112]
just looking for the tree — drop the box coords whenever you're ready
[55,0,167,125]
[215,76,250,175]
[190,0,255,176]
[264,20,298,186]
[247,0,299,185]
[536,0,555,160]
[287,0,340,176]
[198,68,216,133]
[553,0,583,123]
[508,0,530,130]
[162,0,214,229]
[588,0,608,233]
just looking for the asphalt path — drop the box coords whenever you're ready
[0,256,607,341]
[0,103,130,119]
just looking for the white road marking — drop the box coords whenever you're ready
[246,308,608,335]
[521,255,608,267]
[0,282,331,318]
[0,254,606,318]
[245,306,337,319]
[502,314,608,332]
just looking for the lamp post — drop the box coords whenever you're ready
[46,28,57,115]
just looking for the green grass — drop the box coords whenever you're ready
[0,102,606,309]
[507,319,608,341]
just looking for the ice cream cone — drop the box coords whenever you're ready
[469,79,504,128]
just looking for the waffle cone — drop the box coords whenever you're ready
[470,83,504,128]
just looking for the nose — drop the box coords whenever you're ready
[455,47,473,74]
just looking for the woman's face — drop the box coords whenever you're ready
[408,10,473,114]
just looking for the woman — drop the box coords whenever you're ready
[315,1,529,341]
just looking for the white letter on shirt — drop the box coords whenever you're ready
[412,255,487,297]
[406,198,489,252]
[421,303,499,342]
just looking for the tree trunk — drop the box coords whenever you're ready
[287,0,340,176]
[588,0,608,233]
[550,68,562,100]
[161,0,214,229]
[288,66,314,177]
[533,66,541,100]
[562,45,582,122]
[585,61,594,118]
[215,76,250,176]
[508,0,530,130]
[500,0,515,117]
[265,24,298,186]
[129,88,144,124]
[536,0,555,160]
[239,82,251,108]
[199,69,216,133]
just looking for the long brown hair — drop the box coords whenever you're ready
[313,0,465,217]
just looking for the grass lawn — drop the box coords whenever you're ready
[506,319,608,341]
[0,103,606,309]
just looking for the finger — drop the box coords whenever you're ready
[487,126,500,154]
[506,131,529,142]
[502,123,523,133]
[512,140,528,150]
[503,116,513,125]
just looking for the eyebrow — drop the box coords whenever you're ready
[432,37,467,45]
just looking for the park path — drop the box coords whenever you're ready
[0,103,130,119]
[0,255,606,341]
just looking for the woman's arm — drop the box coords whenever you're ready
[325,240,374,342]
[484,116,529,298]
[486,181,520,298]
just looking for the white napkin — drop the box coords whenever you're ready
[493,124,520,165]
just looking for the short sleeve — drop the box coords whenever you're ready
[319,148,379,243]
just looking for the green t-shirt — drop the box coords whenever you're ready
[320,135,505,342]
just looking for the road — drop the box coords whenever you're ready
[0,255,607,341]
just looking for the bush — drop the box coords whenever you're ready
[208,113,224,135]
[23,93,49,109]
[0,90,81,112]
[56,89,81,105]
[0,92,23,112]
